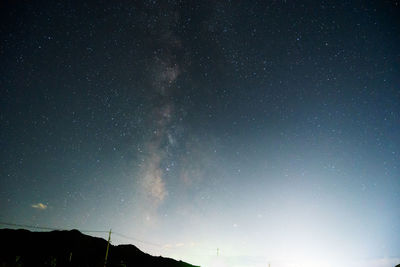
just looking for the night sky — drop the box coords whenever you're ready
[1,1,399,267]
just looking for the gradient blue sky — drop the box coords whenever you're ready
[1,1,399,267]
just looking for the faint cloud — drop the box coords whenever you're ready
[163,243,185,249]
[179,135,221,187]
[175,242,184,247]
[180,169,194,186]
[31,203,47,210]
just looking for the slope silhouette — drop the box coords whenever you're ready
[0,228,199,267]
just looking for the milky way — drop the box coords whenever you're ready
[135,3,187,221]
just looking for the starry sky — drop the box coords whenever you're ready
[1,1,399,267]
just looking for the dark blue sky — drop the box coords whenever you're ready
[1,1,399,266]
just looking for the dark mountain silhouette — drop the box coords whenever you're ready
[0,228,199,267]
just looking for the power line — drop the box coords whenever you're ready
[0,221,108,233]
[0,222,178,248]
[0,221,167,249]
[112,231,164,247]
[0,221,167,247]
[0,221,216,252]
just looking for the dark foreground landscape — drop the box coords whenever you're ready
[0,229,199,267]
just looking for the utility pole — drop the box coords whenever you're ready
[104,229,112,267]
